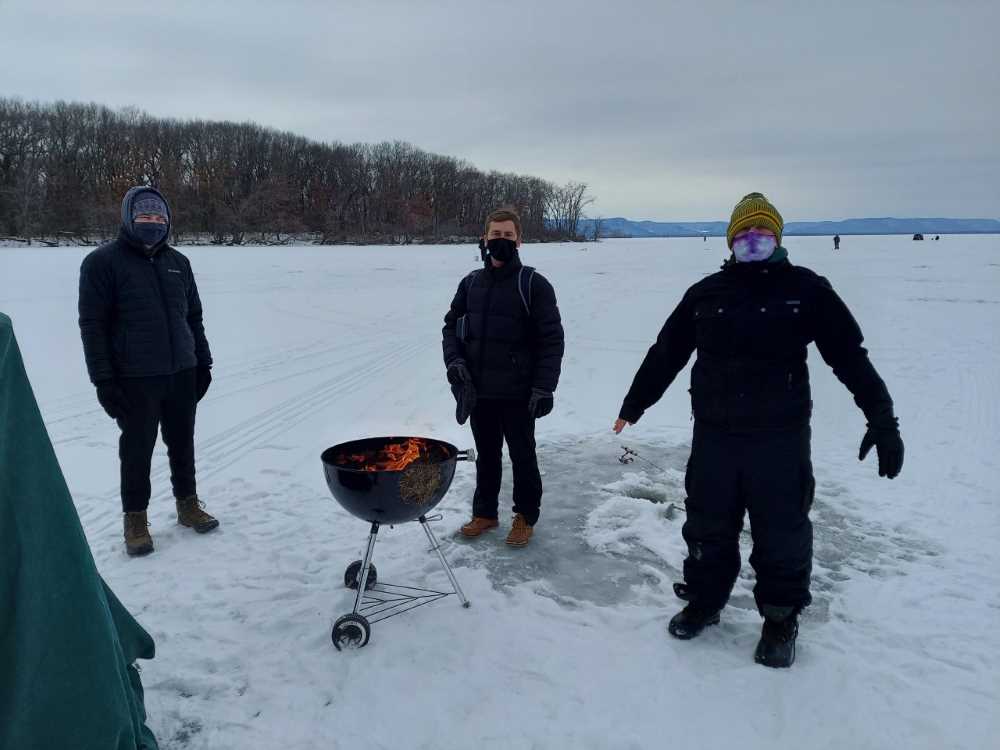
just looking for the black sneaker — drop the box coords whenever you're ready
[754,615,799,668]
[668,604,721,640]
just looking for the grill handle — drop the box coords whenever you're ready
[456,448,476,463]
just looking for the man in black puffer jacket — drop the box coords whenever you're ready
[79,186,218,556]
[615,193,904,668]
[443,208,564,547]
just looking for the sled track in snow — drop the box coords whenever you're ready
[93,338,425,516]
[187,342,427,483]
[47,335,405,450]
[42,332,386,429]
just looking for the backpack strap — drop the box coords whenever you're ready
[464,266,534,315]
[463,269,481,308]
[518,265,535,316]
[455,269,481,346]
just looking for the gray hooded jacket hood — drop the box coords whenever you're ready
[120,186,171,252]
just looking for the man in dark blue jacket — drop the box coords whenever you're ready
[614,193,904,667]
[442,208,564,547]
[79,186,218,556]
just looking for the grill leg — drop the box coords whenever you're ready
[420,515,470,608]
[353,522,379,613]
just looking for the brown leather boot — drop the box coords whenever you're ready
[176,495,220,533]
[505,513,533,547]
[460,516,499,537]
[123,511,154,556]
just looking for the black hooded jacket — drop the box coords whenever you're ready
[619,257,893,431]
[78,188,211,383]
[442,254,564,400]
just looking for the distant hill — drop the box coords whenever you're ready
[580,217,1000,238]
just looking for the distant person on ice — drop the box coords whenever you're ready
[442,208,565,547]
[833,234,841,250]
[78,186,218,556]
[613,192,904,667]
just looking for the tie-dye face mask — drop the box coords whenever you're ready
[731,228,777,262]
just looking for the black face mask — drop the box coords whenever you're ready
[486,237,517,263]
[132,220,168,249]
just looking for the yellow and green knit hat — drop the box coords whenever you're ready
[726,192,783,248]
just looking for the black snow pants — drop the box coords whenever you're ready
[682,422,815,614]
[116,368,198,512]
[469,398,543,526]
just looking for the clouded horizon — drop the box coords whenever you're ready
[1,0,996,220]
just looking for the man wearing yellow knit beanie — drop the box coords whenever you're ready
[613,192,903,668]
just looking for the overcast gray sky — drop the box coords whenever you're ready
[1,0,996,220]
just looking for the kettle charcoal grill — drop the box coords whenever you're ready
[321,436,474,650]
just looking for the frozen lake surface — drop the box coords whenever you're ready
[2,235,998,749]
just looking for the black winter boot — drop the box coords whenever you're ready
[668,604,721,640]
[754,605,799,668]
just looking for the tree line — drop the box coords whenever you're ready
[0,98,594,246]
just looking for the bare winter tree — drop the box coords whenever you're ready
[0,97,594,246]
[547,181,594,240]
[591,216,604,242]
[0,100,48,241]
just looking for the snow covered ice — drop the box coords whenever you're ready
[2,235,998,749]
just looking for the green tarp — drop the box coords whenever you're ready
[0,312,158,750]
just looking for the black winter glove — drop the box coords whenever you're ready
[452,379,477,425]
[95,380,130,421]
[528,389,554,419]
[447,360,471,386]
[859,408,904,479]
[447,360,476,425]
[196,365,212,402]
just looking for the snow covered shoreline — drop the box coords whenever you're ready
[3,230,998,250]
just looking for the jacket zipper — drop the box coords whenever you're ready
[477,273,495,381]
[149,254,176,371]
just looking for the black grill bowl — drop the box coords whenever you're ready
[321,436,465,524]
